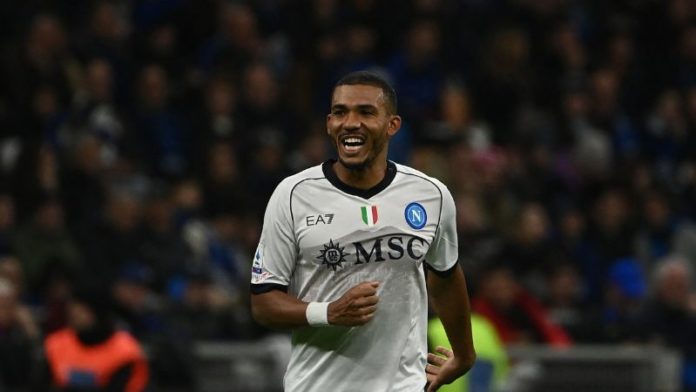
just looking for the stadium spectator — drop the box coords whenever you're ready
[198,141,248,217]
[111,263,195,391]
[582,187,636,301]
[0,193,15,255]
[471,261,572,347]
[455,192,505,288]
[140,188,193,290]
[12,195,81,296]
[542,261,601,342]
[62,58,132,169]
[0,256,25,297]
[501,201,555,293]
[387,19,444,137]
[132,64,191,178]
[286,126,332,173]
[473,26,533,145]
[197,2,262,76]
[631,256,696,391]
[551,204,596,280]
[643,89,690,183]
[76,2,131,104]
[238,62,304,158]
[634,189,696,270]
[190,75,244,176]
[424,81,493,150]
[36,283,149,392]
[10,144,63,223]
[38,261,74,335]
[111,262,166,342]
[76,190,144,287]
[183,210,250,302]
[59,134,108,231]
[3,13,74,143]
[0,277,39,391]
[597,258,648,343]
[168,267,240,341]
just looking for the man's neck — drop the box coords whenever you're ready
[332,160,388,190]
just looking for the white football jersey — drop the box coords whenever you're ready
[251,160,458,392]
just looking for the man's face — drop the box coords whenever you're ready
[327,84,400,171]
[0,289,16,328]
[67,301,96,331]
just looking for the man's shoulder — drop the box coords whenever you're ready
[276,164,326,191]
[393,162,450,193]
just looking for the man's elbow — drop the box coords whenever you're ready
[250,298,289,329]
[456,350,476,375]
[250,297,273,328]
[462,351,477,373]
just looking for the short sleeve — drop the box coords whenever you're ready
[250,179,297,288]
[424,184,458,272]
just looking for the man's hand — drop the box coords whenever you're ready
[425,346,474,392]
[327,281,379,326]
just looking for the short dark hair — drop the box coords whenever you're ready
[333,71,398,114]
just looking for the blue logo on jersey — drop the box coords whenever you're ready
[252,247,264,275]
[405,202,427,229]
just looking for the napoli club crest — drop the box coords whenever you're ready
[404,202,427,230]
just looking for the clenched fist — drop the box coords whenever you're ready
[327,281,380,326]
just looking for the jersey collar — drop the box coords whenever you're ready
[322,159,397,199]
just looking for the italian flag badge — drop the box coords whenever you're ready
[361,205,379,226]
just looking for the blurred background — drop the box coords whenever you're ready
[0,0,695,391]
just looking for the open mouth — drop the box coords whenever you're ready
[341,135,366,153]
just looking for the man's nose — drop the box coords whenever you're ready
[344,111,361,129]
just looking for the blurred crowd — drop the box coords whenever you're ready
[1,0,696,390]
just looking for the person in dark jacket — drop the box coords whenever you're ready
[0,277,39,391]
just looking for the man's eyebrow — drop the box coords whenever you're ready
[330,103,378,110]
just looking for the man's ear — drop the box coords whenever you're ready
[387,115,402,137]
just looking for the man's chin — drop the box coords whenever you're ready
[338,157,369,171]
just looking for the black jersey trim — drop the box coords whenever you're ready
[250,283,289,295]
[425,262,459,278]
[322,159,397,199]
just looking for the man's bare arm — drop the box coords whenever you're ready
[425,265,476,391]
[251,281,380,329]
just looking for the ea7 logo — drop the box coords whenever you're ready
[306,213,335,226]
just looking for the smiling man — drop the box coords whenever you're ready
[250,71,475,392]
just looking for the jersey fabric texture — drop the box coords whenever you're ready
[251,160,458,392]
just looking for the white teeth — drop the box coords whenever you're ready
[342,136,365,147]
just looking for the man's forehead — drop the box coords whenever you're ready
[331,84,385,106]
